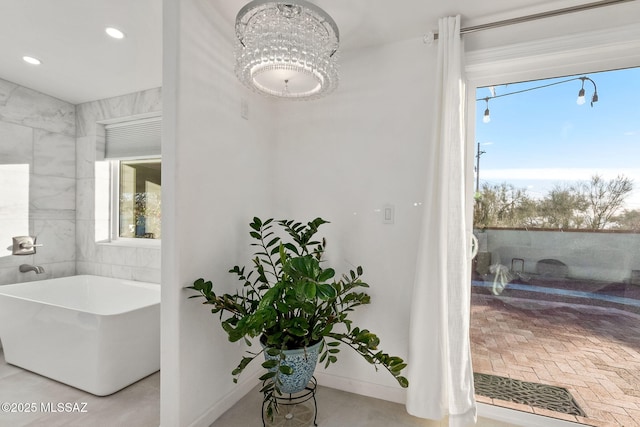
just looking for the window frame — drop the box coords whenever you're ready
[465,23,640,427]
[109,158,162,245]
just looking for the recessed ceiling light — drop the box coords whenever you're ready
[105,27,125,39]
[22,56,42,65]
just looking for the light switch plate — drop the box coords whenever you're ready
[383,204,394,224]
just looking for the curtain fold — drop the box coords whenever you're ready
[406,15,476,427]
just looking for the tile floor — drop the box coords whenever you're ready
[210,384,517,427]
[471,293,640,427]
[0,349,159,427]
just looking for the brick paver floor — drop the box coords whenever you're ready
[471,293,640,427]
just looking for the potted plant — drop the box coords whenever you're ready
[189,217,408,418]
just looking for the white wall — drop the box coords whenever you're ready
[162,0,276,425]
[273,39,435,399]
[0,77,76,285]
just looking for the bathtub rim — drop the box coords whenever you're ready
[0,274,160,317]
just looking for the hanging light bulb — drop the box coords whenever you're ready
[577,78,586,105]
[577,88,586,105]
[483,108,491,123]
[482,99,491,123]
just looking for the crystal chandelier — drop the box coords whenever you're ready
[235,0,340,100]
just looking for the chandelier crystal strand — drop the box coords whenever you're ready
[235,0,339,100]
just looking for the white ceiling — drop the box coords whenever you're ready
[0,0,162,105]
[0,0,636,105]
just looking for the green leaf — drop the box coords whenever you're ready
[259,372,276,381]
[232,356,254,376]
[283,242,299,255]
[250,217,262,231]
[279,243,287,265]
[279,365,294,375]
[316,283,337,300]
[302,281,316,299]
[266,237,280,248]
[288,326,308,337]
[276,301,289,313]
[266,347,281,357]
[259,382,274,394]
[257,286,278,310]
[317,268,335,282]
[397,376,409,388]
[250,231,261,240]
[262,360,278,369]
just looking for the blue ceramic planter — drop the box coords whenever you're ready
[262,339,322,394]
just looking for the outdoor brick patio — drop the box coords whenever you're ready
[471,293,640,427]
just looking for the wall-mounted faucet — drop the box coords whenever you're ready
[12,236,43,255]
[19,264,45,274]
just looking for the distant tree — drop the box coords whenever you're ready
[612,209,640,231]
[474,174,633,230]
[474,183,536,228]
[579,174,633,229]
[537,184,587,229]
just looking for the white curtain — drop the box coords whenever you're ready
[406,15,476,427]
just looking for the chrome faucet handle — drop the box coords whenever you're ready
[12,236,43,255]
[20,242,43,249]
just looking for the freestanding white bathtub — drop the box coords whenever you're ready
[0,275,160,396]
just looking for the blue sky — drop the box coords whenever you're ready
[475,66,640,208]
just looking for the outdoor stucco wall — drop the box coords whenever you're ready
[479,228,640,283]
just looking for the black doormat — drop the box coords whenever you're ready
[474,373,586,417]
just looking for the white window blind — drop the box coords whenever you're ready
[104,116,161,159]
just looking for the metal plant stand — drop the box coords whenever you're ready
[262,377,318,427]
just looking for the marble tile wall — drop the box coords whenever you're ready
[0,80,162,285]
[0,78,76,285]
[75,88,162,284]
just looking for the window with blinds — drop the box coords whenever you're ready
[105,116,161,160]
[105,115,162,240]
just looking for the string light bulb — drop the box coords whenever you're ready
[483,99,491,123]
[577,79,586,105]
[591,91,599,105]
